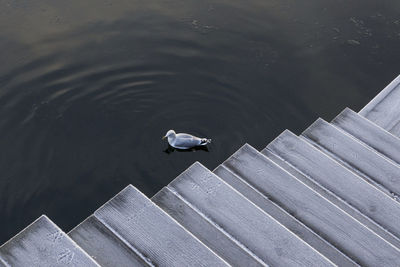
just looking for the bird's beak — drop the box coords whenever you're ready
[162,136,166,140]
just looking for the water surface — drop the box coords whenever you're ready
[1,0,400,242]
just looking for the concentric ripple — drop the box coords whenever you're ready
[0,13,270,241]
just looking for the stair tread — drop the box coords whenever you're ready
[359,74,400,136]
[0,215,99,267]
[266,130,400,241]
[167,162,333,267]
[262,148,400,249]
[93,185,228,267]
[223,143,400,267]
[0,257,7,267]
[302,118,400,200]
[332,107,400,166]
[213,164,357,267]
[69,215,148,267]
[152,186,265,267]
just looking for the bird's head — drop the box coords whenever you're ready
[162,129,176,140]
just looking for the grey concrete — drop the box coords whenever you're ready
[360,74,400,136]
[223,143,400,267]
[93,185,228,267]
[0,215,99,267]
[213,164,358,267]
[262,148,400,249]
[167,162,334,267]
[69,215,149,267]
[267,130,400,241]
[0,256,8,267]
[302,118,400,200]
[152,186,266,267]
[332,107,400,166]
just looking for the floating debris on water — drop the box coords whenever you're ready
[347,39,361,46]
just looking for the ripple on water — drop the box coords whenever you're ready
[0,10,278,243]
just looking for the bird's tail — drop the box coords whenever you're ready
[200,138,212,145]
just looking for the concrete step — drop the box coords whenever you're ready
[332,107,400,167]
[77,185,228,267]
[359,74,400,137]
[302,118,400,201]
[223,143,400,267]
[213,164,357,267]
[69,215,149,267]
[262,148,400,250]
[164,162,333,267]
[265,130,400,247]
[0,215,99,267]
[152,186,266,267]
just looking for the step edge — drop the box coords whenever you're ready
[0,215,100,266]
[359,74,400,116]
[332,108,400,167]
[300,119,400,200]
[69,215,153,266]
[261,147,400,250]
[155,186,268,266]
[168,161,335,266]
[214,164,359,267]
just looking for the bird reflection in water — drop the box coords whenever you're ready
[164,145,209,154]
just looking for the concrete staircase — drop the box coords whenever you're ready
[1,75,400,267]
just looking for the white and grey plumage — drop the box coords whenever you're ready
[162,130,211,149]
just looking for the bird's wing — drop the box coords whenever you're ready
[174,134,202,148]
[176,133,199,139]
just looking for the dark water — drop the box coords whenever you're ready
[1,0,399,243]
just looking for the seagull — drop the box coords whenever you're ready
[162,130,211,149]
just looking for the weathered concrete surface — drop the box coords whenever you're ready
[213,164,357,267]
[360,74,400,136]
[167,162,335,267]
[152,186,266,267]
[262,148,400,250]
[0,215,99,267]
[223,143,400,267]
[302,118,400,200]
[69,215,148,267]
[93,185,228,267]
[0,256,8,267]
[267,130,400,242]
[332,108,400,166]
